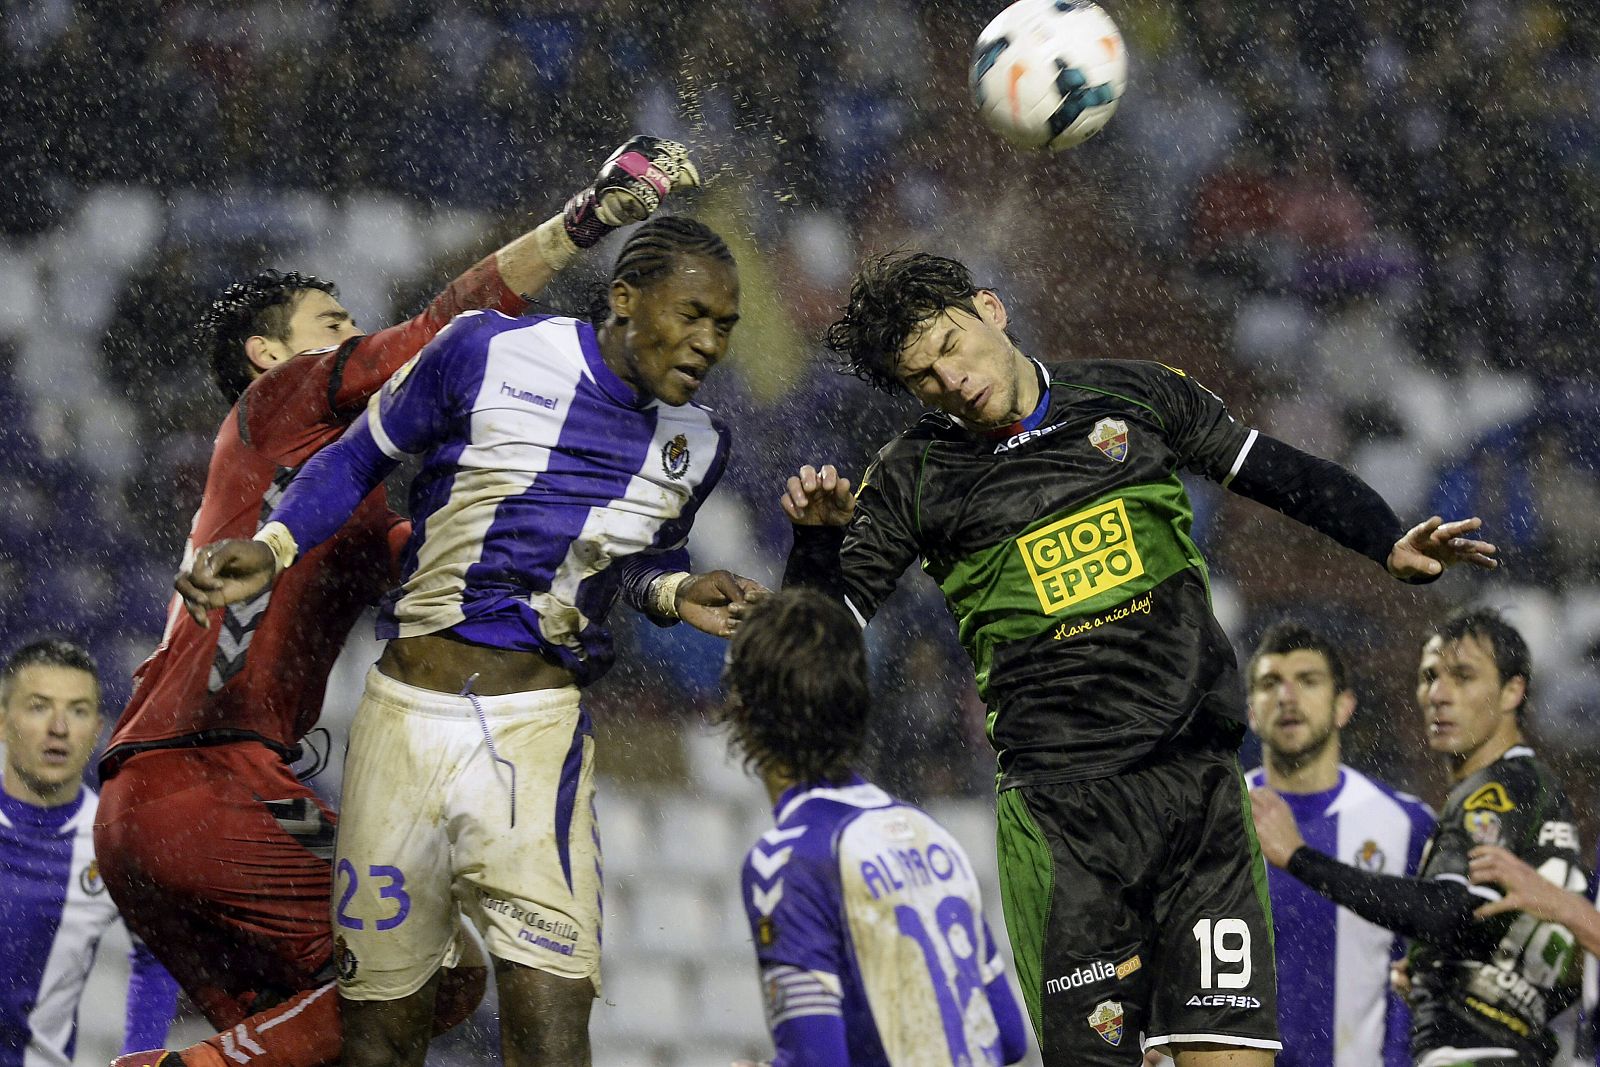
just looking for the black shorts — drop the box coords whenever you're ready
[995,739,1280,1064]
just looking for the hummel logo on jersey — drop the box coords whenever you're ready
[994,421,1069,453]
[499,382,559,410]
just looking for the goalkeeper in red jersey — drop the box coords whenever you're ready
[92,137,700,1067]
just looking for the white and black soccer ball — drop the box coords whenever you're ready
[970,0,1127,151]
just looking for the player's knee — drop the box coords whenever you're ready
[429,964,487,1034]
[495,963,595,1067]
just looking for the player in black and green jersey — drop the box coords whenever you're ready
[1253,610,1585,1066]
[780,251,1499,1067]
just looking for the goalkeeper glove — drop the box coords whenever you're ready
[562,136,701,249]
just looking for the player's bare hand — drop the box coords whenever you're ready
[782,464,854,527]
[678,570,769,638]
[1468,845,1568,922]
[176,539,277,627]
[1390,958,1412,1000]
[1248,787,1306,869]
[1387,516,1498,581]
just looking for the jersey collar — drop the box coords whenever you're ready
[0,779,85,832]
[774,772,893,824]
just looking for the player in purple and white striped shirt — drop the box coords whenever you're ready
[0,640,177,1067]
[178,216,761,1067]
[720,589,1029,1067]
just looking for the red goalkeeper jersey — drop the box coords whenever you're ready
[102,258,526,774]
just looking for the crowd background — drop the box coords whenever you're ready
[4,0,1600,1061]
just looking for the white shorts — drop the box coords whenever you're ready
[332,667,601,1001]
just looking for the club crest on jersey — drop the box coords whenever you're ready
[1087,1000,1124,1046]
[1089,418,1130,462]
[1354,840,1386,872]
[79,859,104,895]
[661,434,691,480]
[1465,810,1503,846]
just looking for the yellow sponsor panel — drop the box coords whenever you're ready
[1016,498,1145,614]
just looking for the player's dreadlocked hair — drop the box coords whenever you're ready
[717,589,869,788]
[1428,607,1533,718]
[586,215,734,324]
[196,269,339,403]
[1,639,98,704]
[824,251,985,393]
[1249,622,1350,694]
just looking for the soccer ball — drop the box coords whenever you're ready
[970,0,1127,151]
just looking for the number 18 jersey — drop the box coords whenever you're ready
[740,776,1018,1067]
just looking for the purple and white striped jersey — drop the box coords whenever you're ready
[271,310,729,683]
[0,784,177,1067]
[740,775,1027,1067]
[1245,765,1435,1067]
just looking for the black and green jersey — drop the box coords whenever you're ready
[830,359,1256,789]
[1410,746,1585,1064]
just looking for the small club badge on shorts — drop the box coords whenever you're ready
[1088,999,1125,1047]
[335,936,359,982]
[1089,418,1130,462]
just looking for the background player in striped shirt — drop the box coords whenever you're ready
[95,138,701,1067]
[1251,610,1585,1066]
[0,640,176,1067]
[1243,622,1434,1066]
[720,588,1029,1067]
[179,216,760,1067]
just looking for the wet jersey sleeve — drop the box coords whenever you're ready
[1128,361,1255,482]
[784,440,926,624]
[243,256,524,466]
[270,313,482,552]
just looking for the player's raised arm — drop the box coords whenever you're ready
[780,451,923,626]
[179,315,477,625]
[238,136,700,464]
[1249,786,1499,956]
[1140,361,1499,581]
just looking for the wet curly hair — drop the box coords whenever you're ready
[717,588,869,787]
[195,269,338,402]
[823,250,985,393]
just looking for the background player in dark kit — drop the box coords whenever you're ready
[1252,609,1586,1066]
[782,251,1497,1065]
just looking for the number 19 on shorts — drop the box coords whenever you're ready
[1192,917,1251,989]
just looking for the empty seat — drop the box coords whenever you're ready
[592,959,690,1043]
[595,788,655,879]
[652,794,746,876]
[628,876,717,956]
[692,955,767,1042]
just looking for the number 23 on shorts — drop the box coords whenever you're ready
[336,859,412,932]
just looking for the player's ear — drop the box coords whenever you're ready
[244,335,283,374]
[1334,689,1356,729]
[609,279,638,323]
[1498,674,1527,717]
[974,289,1008,331]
